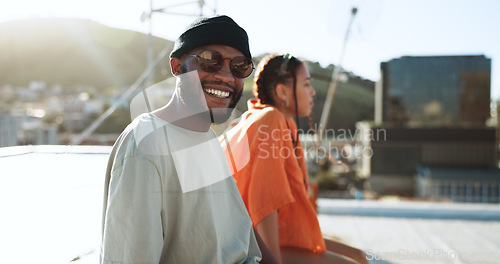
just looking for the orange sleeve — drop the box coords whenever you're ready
[222,107,326,252]
[234,111,295,226]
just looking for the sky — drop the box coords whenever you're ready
[1,0,500,100]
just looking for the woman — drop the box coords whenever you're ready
[221,54,368,264]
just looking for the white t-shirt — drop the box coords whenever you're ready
[101,113,261,264]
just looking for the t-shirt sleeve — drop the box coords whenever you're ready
[101,156,163,264]
[245,113,295,225]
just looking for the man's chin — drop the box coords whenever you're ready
[207,89,242,124]
[210,108,234,124]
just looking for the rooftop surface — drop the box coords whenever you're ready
[0,145,499,264]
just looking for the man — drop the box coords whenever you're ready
[101,15,274,264]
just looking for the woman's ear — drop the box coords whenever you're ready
[170,58,181,76]
[275,83,291,102]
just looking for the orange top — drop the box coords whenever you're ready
[220,99,326,253]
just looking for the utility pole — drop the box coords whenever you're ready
[317,7,358,144]
[72,1,211,145]
[146,0,154,88]
[144,0,208,88]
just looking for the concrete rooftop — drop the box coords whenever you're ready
[0,145,499,264]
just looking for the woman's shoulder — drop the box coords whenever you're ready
[248,106,286,124]
[226,105,288,136]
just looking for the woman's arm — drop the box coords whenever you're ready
[253,228,278,264]
[281,246,358,264]
[256,210,282,264]
[324,238,369,264]
[255,212,363,264]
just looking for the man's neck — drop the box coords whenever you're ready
[153,96,212,132]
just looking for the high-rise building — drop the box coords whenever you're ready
[361,55,499,201]
[0,112,22,147]
[376,55,491,126]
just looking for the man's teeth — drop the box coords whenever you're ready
[204,88,230,99]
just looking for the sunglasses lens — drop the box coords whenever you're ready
[198,50,222,73]
[195,50,253,78]
[230,57,254,78]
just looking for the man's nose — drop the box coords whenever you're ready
[213,59,235,82]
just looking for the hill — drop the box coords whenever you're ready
[236,58,375,133]
[0,17,172,89]
[0,18,374,132]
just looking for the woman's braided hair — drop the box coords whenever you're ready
[252,54,303,106]
[253,54,305,147]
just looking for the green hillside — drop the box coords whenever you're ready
[0,18,374,132]
[0,18,172,89]
[236,58,375,132]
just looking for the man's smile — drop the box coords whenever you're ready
[203,88,231,99]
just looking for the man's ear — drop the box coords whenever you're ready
[170,58,182,76]
[275,83,291,102]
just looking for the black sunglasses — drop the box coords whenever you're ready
[189,49,254,78]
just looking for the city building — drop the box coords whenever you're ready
[359,55,499,201]
[356,123,499,200]
[375,55,491,127]
[0,112,22,147]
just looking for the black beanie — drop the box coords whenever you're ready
[170,15,251,59]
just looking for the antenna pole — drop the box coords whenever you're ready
[317,7,358,145]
